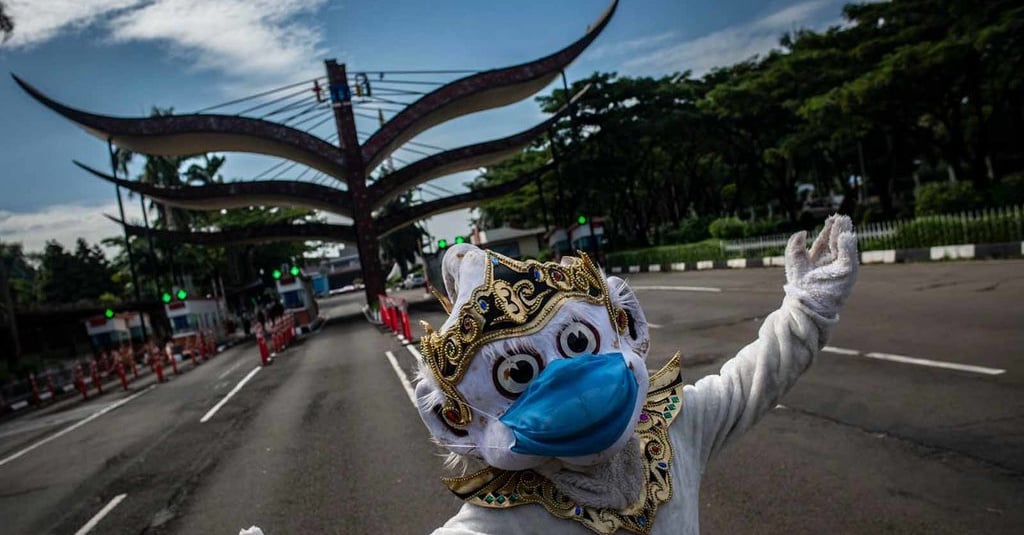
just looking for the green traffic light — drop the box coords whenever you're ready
[438,239,448,249]
[454,236,466,244]
[577,215,588,225]
[104,308,115,319]
[272,269,282,280]
[176,289,188,300]
[161,292,172,304]
[290,265,300,277]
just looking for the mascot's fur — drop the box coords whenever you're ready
[241,215,858,535]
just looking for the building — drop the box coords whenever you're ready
[546,217,607,263]
[83,312,152,350]
[165,298,226,341]
[470,225,546,259]
[275,273,321,333]
[307,254,362,289]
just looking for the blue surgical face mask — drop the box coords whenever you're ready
[498,352,639,458]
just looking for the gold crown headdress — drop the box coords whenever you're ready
[420,251,628,429]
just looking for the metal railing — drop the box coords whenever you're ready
[723,205,1024,257]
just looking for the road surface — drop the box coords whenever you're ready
[1,261,1021,534]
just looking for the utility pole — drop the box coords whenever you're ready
[325,60,386,304]
[0,244,20,362]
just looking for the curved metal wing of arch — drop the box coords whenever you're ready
[369,115,557,210]
[360,0,617,170]
[375,162,554,238]
[12,75,348,182]
[75,162,353,218]
[108,216,356,246]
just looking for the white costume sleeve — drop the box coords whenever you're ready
[680,296,837,469]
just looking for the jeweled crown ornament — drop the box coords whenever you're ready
[420,251,629,429]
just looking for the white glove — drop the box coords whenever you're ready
[783,215,859,318]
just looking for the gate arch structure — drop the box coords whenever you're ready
[14,1,617,305]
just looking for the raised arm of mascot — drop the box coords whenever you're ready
[238,216,858,535]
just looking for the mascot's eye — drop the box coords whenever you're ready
[493,352,544,399]
[557,320,600,358]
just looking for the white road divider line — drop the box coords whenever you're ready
[632,285,722,293]
[0,385,155,467]
[74,493,127,535]
[385,351,417,408]
[822,346,860,356]
[404,341,423,360]
[863,352,1005,376]
[822,346,1005,376]
[200,366,261,423]
[216,360,244,381]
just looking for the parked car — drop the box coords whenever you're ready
[402,273,426,289]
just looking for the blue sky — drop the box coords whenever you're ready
[0,0,847,255]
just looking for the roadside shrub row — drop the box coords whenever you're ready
[606,239,724,268]
[606,206,1023,266]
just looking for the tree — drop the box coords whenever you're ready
[378,192,427,278]
[35,239,118,305]
[0,241,30,362]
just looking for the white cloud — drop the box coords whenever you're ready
[0,200,144,256]
[4,0,326,84]
[614,0,844,76]
[3,0,145,47]
[588,31,678,61]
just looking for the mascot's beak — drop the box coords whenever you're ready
[498,353,638,457]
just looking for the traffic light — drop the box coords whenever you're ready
[161,292,172,304]
[176,289,188,301]
[577,215,588,225]
[272,269,282,280]
[290,265,301,277]
[454,236,466,244]
[104,308,115,319]
[437,239,448,250]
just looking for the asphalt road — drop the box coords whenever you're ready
[0,260,1021,534]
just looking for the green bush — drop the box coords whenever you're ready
[743,218,784,238]
[663,217,713,244]
[991,173,1024,206]
[606,239,724,267]
[915,181,983,217]
[708,217,747,239]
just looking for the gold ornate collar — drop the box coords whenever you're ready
[442,353,683,535]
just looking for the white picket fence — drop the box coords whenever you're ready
[723,205,1024,257]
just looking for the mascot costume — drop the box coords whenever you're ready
[242,214,858,534]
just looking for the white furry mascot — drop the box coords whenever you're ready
[242,215,857,535]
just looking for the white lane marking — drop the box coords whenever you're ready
[0,386,155,467]
[823,346,1005,376]
[0,403,116,440]
[863,352,1005,376]
[632,285,722,293]
[648,323,663,329]
[822,346,860,356]
[216,360,244,381]
[74,493,127,535]
[385,351,417,408]
[200,366,261,423]
[405,342,425,362]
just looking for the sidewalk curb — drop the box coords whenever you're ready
[609,241,1024,274]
